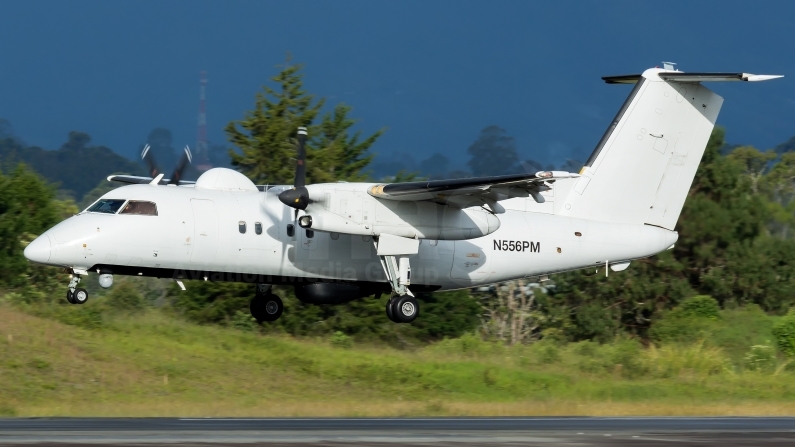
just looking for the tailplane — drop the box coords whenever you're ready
[561,66,782,230]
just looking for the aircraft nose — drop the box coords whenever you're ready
[24,233,51,264]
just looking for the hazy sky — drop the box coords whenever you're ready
[0,0,793,168]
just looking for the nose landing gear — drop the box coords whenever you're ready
[66,274,88,305]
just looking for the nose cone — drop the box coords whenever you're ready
[24,234,51,264]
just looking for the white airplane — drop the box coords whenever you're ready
[24,65,782,324]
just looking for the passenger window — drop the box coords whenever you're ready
[287,224,295,238]
[87,199,126,214]
[238,221,247,233]
[119,200,158,216]
[255,222,262,235]
[306,229,314,239]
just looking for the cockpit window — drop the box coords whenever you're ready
[119,201,158,216]
[87,199,126,214]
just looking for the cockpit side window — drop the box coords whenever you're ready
[87,199,126,214]
[119,201,158,216]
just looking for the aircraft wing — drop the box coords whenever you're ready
[107,175,196,186]
[367,171,578,212]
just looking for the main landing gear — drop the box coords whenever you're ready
[66,274,88,305]
[386,294,419,323]
[375,235,420,324]
[250,284,283,322]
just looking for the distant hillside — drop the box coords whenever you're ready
[0,131,143,200]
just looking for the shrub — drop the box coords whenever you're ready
[642,341,728,378]
[745,344,776,372]
[331,331,353,348]
[107,282,146,312]
[650,295,720,344]
[231,310,257,331]
[772,311,795,356]
[609,339,646,378]
[425,333,503,358]
[679,295,720,319]
[529,340,561,364]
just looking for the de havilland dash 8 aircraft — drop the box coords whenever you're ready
[24,64,782,324]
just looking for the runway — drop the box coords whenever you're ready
[1,417,795,446]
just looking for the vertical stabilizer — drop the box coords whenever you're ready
[561,68,723,229]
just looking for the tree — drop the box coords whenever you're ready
[0,165,60,286]
[727,146,776,194]
[467,126,519,176]
[419,153,450,179]
[226,61,324,185]
[227,61,383,185]
[311,103,380,182]
[0,132,142,201]
[480,280,544,345]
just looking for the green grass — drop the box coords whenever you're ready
[3,300,795,417]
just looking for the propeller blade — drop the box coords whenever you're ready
[141,144,161,178]
[295,127,307,188]
[168,146,193,185]
[278,127,311,210]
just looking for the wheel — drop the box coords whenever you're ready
[250,293,283,322]
[385,297,396,322]
[393,295,419,323]
[72,288,88,305]
[66,289,75,304]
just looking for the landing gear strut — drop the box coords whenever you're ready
[66,274,88,305]
[250,284,283,322]
[374,235,420,324]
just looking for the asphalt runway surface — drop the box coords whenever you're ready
[1,417,795,446]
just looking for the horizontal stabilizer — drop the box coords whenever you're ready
[604,72,783,84]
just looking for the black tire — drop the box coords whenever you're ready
[72,288,88,305]
[250,293,283,322]
[66,290,75,304]
[393,295,419,323]
[385,297,396,322]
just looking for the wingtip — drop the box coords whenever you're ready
[744,74,784,82]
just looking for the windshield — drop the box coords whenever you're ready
[87,199,126,214]
[119,200,158,216]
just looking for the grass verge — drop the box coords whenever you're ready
[2,305,795,417]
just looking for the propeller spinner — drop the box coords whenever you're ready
[278,127,310,210]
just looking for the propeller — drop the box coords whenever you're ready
[141,143,193,185]
[278,127,310,210]
[168,146,193,185]
[141,144,161,177]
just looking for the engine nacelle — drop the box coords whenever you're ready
[298,185,501,240]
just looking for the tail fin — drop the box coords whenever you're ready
[560,67,781,230]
